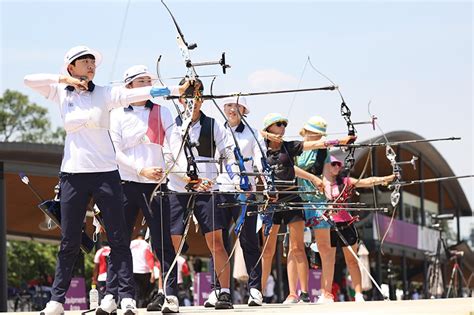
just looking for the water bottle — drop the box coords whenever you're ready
[89,284,99,309]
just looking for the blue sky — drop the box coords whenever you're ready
[1,0,472,237]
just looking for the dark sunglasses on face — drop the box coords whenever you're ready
[331,162,342,167]
[275,121,287,127]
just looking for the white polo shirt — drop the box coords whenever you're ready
[130,239,154,274]
[24,74,178,173]
[110,103,174,183]
[165,112,236,192]
[217,122,266,192]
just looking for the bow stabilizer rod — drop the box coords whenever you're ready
[389,174,474,189]
[336,136,461,149]
[164,85,336,100]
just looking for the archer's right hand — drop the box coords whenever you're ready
[262,131,283,144]
[139,167,164,181]
[60,75,88,91]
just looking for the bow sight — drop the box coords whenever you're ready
[185,52,231,74]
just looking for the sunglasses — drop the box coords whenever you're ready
[274,121,288,127]
[331,162,342,167]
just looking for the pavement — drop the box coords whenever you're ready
[4,297,473,315]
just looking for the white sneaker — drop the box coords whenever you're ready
[248,288,263,306]
[120,298,138,315]
[316,293,334,304]
[162,295,179,313]
[282,294,299,304]
[40,301,64,315]
[355,293,365,302]
[204,290,218,307]
[96,294,117,314]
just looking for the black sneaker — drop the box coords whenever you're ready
[215,291,233,309]
[299,291,310,303]
[146,292,165,311]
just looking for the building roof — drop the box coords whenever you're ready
[0,133,471,251]
[0,142,63,165]
[332,130,471,216]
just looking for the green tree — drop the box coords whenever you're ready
[0,89,65,144]
[7,240,94,289]
[2,89,97,292]
[7,241,58,288]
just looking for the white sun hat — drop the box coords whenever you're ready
[62,45,102,74]
[123,65,158,85]
[222,96,250,114]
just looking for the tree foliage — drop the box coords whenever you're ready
[7,240,94,289]
[0,89,65,144]
[7,241,58,288]
[2,88,95,290]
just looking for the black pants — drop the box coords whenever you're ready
[107,182,178,297]
[97,280,107,300]
[210,193,262,291]
[133,273,152,308]
[169,193,224,235]
[330,222,359,247]
[51,171,134,303]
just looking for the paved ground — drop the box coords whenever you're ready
[4,297,473,315]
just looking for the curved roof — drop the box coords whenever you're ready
[0,136,471,248]
[0,142,63,165]
[332,131,472,216]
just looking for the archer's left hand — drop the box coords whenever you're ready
[178,80,191,96]
[382,174,396,186]
[311,175,324,193]
[193,178,213,191]
[338,135,357,146]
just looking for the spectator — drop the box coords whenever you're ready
[130,230,155,308]
[92,243,111,299]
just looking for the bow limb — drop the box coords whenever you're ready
[248,201,275,277]
[365,108,402,254]
[148,117,193,204]
[156,55,182,117]
[214,198,249,282]
[208,78,253,280]
[162,193,196,296]
[209,83,276,278]
[209,78,251,191]
[159,0,203,298]
[156,106,199,295]
[304,58,358,203]
[233,107,277,197]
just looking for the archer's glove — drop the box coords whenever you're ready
[150,86,171,97]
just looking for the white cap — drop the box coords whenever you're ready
[62,45,102,74]
[123,65,158,85]
[222,96,250,114]
[300,115,327,136]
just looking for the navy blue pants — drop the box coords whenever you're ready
[108,182,178,297]
[169,192,224,235]
[210,193,262,291]
[51,171,134,303]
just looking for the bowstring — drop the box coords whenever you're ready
[371,111,399,255]
[109,0,132,82]
[286,58,310,120]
